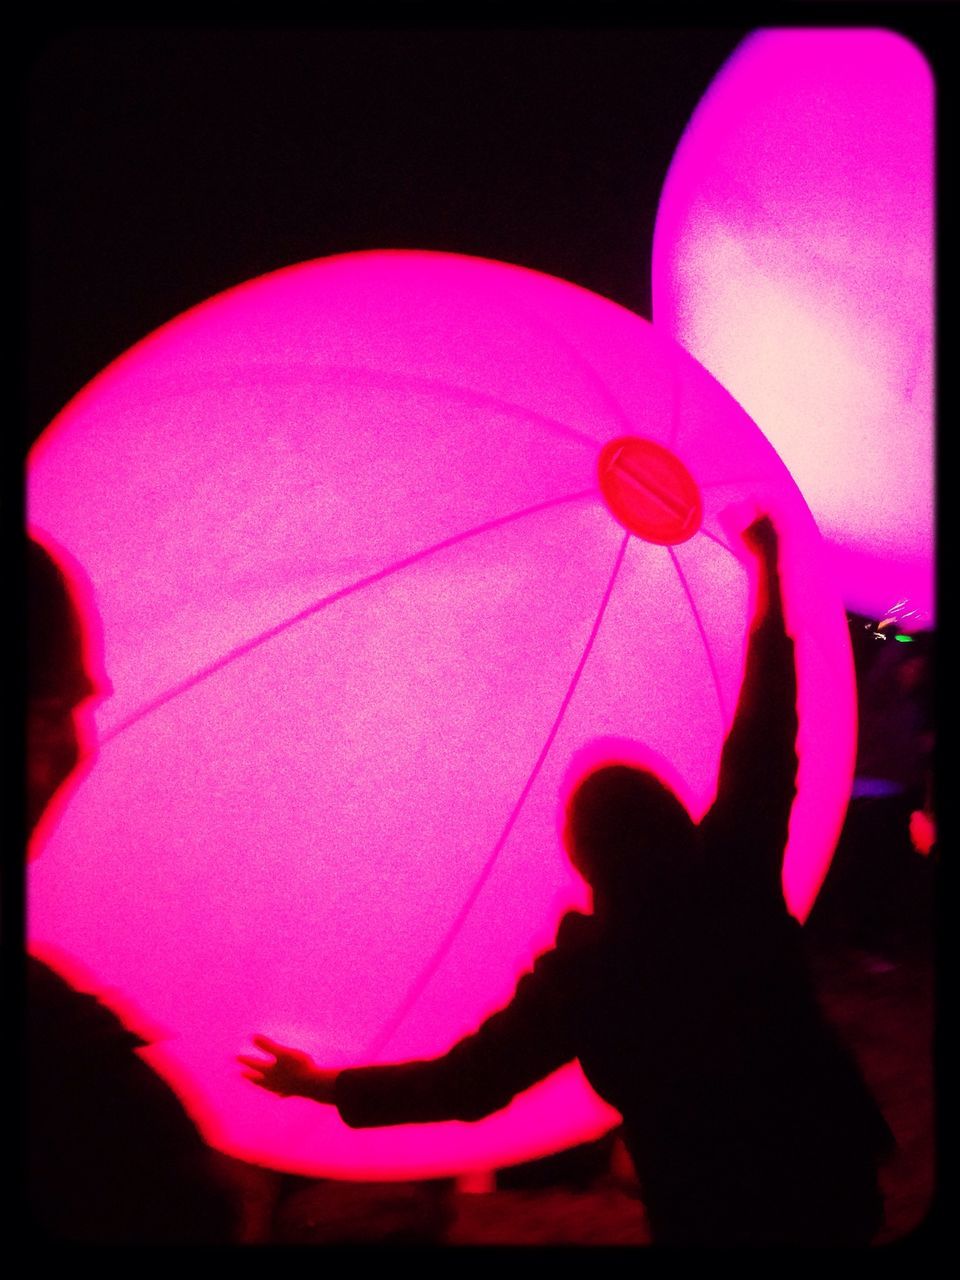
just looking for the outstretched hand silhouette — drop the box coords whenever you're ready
[238,1034,339,1103]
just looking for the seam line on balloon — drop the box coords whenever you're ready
[667,355,682,450]
[364,529,632,1062]
[100,488,600,744]
[667,545,728,726]
[123,361,604,451]
[321,364,605,450]
[698,526,738,557]
[500,300,639,439]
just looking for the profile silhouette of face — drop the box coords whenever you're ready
[27,539,106,845]
[565,764,695,900]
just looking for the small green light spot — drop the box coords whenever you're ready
[894,634,914,642]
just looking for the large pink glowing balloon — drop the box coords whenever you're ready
[653,28,934,624]
[28,251,855,1179]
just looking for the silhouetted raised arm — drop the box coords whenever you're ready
[701,516,799,909]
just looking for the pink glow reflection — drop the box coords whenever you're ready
[653,28,934,623]
[28,251,854,1179]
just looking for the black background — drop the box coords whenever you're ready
[22,7,951,465]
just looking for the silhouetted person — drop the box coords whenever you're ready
[26,535,240,1243]
[241,514,892,1245]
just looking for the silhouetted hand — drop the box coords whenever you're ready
[718,505,784,623]
[741,514,779,566]
[717,502,776,562]
[238,1034,339,1103]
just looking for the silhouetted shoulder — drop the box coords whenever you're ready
[554,909,596,952]
[28,955,147,1053]
[27,957,238,1243]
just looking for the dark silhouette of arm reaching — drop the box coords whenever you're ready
[241,913,589,1126]
[240,516,798,1135]
[701,516,799,911]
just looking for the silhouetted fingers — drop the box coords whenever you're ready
[252,1033,286,1055]
[237,1054,269,1070]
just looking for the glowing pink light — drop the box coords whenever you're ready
[28,250,854,1180]
[652,28,934,624]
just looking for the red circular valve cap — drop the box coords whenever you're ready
[598,437,702,544]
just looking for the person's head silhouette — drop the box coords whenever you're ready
[565,764,695,907]
[27,536,110,844]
